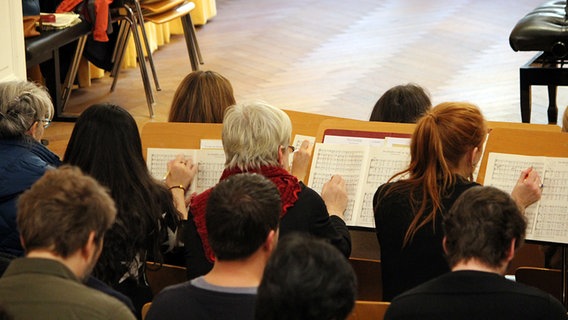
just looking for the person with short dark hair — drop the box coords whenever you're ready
[0,166,135,319]
[146,173,281,320]
[385,186,567,320]
[255,234,357,320]
[369,83,431,123]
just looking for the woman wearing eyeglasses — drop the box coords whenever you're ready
[0,80,60,257]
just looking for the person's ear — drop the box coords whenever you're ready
[19,235,26,251]
[505,238,516,263]
[81,231,97,261]
[27,121,40,140]
[264,229,278,253]
[442,236,449,255]
[469,146,480,167]
[277,146,285,167]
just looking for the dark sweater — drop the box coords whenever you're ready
[373,178,478,301]
[385,270,567,320]
[184,182,351,279]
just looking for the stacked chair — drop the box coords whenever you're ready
[109,0,203,117]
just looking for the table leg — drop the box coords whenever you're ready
[520,69,532,123]
[548,85,558,124]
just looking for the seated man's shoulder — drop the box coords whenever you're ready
[147,281,256,320]
[0,276,135,319]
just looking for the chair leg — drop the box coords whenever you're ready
[186,13,203,65]
[60,34,88,111]
[124,4,155,117]
[132,0,161,91]
[110,20,130,92]
[181,14,200,71]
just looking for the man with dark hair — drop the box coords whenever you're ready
[0,166,135,319]
[147,173,281,320]
[385,186,567,320]
[255,233,357,320]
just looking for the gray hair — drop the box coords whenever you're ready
[0,81,53,138]
[222,101,292,170]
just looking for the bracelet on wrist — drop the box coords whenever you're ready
[169,185,186,192]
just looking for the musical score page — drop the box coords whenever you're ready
[484,153,568,244]
[308,143,410,228]
[147,148,225,194]
[308,143,367,225]
[353,145,410,228]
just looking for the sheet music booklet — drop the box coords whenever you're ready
[484,152,568,244]
[307,133,411,228]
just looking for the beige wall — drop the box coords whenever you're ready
[0,0,26,82]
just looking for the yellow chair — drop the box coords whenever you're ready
[141,302,152,320]
[110,1,157,117]
[110,0,203,118]
[139,0,203,71]
[348,301,390,320]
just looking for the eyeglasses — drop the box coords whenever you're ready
[280,145,295,153]
[39,118,51,129]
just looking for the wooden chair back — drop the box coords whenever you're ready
[141,302,152,320]
[349,258,382,301]
[515,266,562,302]
[145,262,188,296]
[141,122,223,158]
[348,300,390,320]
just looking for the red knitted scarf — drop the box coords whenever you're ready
[190,166,302,262]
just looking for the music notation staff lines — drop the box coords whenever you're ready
[147,148,225,194]
[308,143,410,228]
[485,153,568,244]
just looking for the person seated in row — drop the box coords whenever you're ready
[542,105,568,269]
[0,80,60,257]
[147,173,280,320]
[255,234,357,320]
[0,166,135,319]
[167,101,351,279]
[369,83,431,123]
[386,186,567,319]
[63,103,197,316]
[373,102,542,301]
[168,70,236,123]
[167,71,312,183]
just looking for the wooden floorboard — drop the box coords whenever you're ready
[46,0,564,157]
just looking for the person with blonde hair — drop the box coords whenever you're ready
[373,102,543,301]
[168,70,236,123]
[0,81,60,257]
[175,101,351,279]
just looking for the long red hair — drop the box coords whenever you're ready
[379,102,487,245]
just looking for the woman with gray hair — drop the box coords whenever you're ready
[0,81,60,257]
[170,101,351,279]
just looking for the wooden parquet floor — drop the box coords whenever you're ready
[46,0,564,155]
